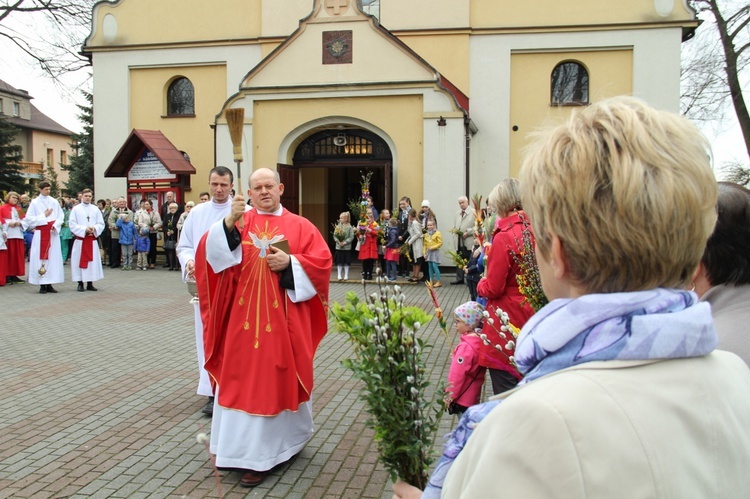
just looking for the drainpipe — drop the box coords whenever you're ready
[464,115,470,197]
[464,114,477,197]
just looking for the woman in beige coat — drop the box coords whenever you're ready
[394,97,750,498]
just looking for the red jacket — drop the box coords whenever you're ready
[476,211,534,377]
[357,221,379,260]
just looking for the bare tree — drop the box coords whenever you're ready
[0,0,95,80]
[684,0,750,160]
[722,161,750,186]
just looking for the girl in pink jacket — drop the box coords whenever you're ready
[446,301,487,415]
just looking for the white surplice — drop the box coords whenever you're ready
[69,201,105,282]
[203,206,317,471]
[176,198,233,396]
[23,195,64,285]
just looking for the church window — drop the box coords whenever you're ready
[357,0,379,18]
[167,77,195,116]
[551,61,589,105]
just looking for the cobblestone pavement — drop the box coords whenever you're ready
[1,261,484,498]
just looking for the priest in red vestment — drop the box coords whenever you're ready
[195,167,331,488]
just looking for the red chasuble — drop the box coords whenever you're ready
[195,209,331,416]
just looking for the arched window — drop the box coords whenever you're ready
[167,77,195,116]
[551,62,589,105]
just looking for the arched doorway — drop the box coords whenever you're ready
[290,128,393,247]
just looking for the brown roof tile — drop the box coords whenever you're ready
[104,129,196,177]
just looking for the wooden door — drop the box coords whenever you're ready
[277,163,299,214]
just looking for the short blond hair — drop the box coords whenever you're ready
[520,96,717,293]
[487,178,522,215]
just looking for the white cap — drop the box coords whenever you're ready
[421,200,430,208]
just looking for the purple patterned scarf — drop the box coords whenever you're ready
[423,288,717,497]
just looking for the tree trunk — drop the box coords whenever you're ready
[707,0,750,160]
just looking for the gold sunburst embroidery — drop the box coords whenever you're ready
[237,219,285,350]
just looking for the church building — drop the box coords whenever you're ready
[83,0,697,237]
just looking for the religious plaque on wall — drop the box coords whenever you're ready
[128,150,177,181]
[323,30,352,65]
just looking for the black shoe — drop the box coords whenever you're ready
[450,280,465,285]
[111,265,120,269]
[46,285,58,293]
[202,396,214,416]
[39,285,47,294]
[10,276,24,283]
[162,264,170,268]
[77,282,85,292]
[86,283,98,291]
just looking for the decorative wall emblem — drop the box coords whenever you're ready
[323,31,352,64]
[325,0,349,16]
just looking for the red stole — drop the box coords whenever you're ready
[76,234,97,268]
[0,204,22,222]
[195,209,331,416]
[36,221,54,259]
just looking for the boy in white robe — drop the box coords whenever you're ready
[70,189,105,291]
[23,182,64,294]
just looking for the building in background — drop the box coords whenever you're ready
[83,0,698,242]
[0,79,72,191]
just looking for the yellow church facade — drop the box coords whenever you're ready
[83,0,697,235]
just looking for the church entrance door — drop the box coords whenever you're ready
[292,129,393,248]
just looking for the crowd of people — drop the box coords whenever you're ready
[2,97,749,496]
[0,188,214,288]
[333,195,485,288]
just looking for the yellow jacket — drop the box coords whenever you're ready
[424,230,442,251]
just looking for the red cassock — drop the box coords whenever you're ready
[0,215,7,286]
[0,203,25,276]
[195,209,331,416]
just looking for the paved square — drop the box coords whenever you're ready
[1,262,484,498]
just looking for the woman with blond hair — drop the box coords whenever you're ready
[476,178,535,394]
[333,211,355,280]
[394,97,750,498]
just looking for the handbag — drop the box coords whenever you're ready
[164,240,175,250]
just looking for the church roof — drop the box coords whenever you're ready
[104,129,196,177]
[236,1,469,115]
